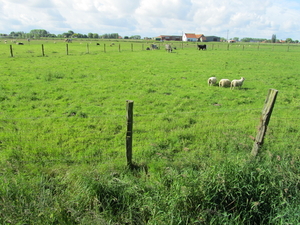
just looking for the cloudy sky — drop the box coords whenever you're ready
[1,0,300,40]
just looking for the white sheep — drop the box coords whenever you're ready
[208,77,217,86]
[230,77,245,90]
[219,79,231,87]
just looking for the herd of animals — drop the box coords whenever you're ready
[208,77,245,90]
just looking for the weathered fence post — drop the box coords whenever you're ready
[251,89,278,157]
[119,44,121,52]
[66,44,69,55]
[131,43,133,52]
[10,45,13,57]
[86,43,89,53]
[227,44,229,50]
[104,43,106,53]
[41,44,45,56]
[126,100,134,167]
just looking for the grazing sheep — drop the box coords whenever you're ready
[208,77,217,86]
[219,79,231,87]
[165,44,172,52]
[230,77,245,90]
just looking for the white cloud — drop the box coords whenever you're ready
[0,0,300,40]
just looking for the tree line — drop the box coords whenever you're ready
[0,29,141,40]
[0,30,298,43]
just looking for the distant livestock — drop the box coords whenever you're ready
[96,43,100,45]
[208,77,217,86]
[197,44,207,50]
[65,39,72,43]
[151,44,158,50]
[165,44,172,52]
[17,42,24,45]
[219,79,231,87]
[231,77,245,90]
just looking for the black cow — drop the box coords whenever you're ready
[197,44,206,50]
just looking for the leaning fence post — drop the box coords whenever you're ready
[41,44,45,56]
[251,89,278,157]
[10,45,13,57]
[126,100,134,167]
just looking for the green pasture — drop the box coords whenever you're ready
[1,40,300,224]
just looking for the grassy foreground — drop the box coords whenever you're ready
[0,40,300,224]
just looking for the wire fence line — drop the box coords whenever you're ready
[0,104,294,121]
[4,42,300,58]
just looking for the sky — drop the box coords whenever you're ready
[1,0,300,40]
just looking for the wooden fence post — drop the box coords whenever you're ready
[251,89,278,157]
[131,43,133,52]
[41,44,45,56]
[104,44,106,53]
[86,43,89,53]
[10,45,13,57]
[66,44,69,55]
[126,100,134,167]
[119,44,121,52]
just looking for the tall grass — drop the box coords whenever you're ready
[1,40,300,224]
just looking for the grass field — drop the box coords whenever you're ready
[1,39,300,224]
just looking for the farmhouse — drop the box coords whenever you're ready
[182,33,198,42]
[182,33,220,42]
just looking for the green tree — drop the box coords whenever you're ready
[130,35,141,39]
[30,29,49,37]
[88,33,93,38]
[271,34,276,43]
[93,33,99,38]
[286,38,293,43]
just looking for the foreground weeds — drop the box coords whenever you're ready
[1,154,300,224]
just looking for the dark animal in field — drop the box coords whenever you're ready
[96,43,100,45]
[17,42,24,45]
[165,44,172,53]
[65,38,72,43]
[151,44,158,50]
[197,44,206,50]
[146,47,150,50]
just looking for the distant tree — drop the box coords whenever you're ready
[100,33,119,39]
[30,29,50,37]
[124,36,129,39]
[130,35,141,39]
[286,38,293,43]
[233,37,239,41]
[295,40,299,43]
[68,30,74,36]
[88,33,93,38]
[93,33,99,38]
[271,34,276,43]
